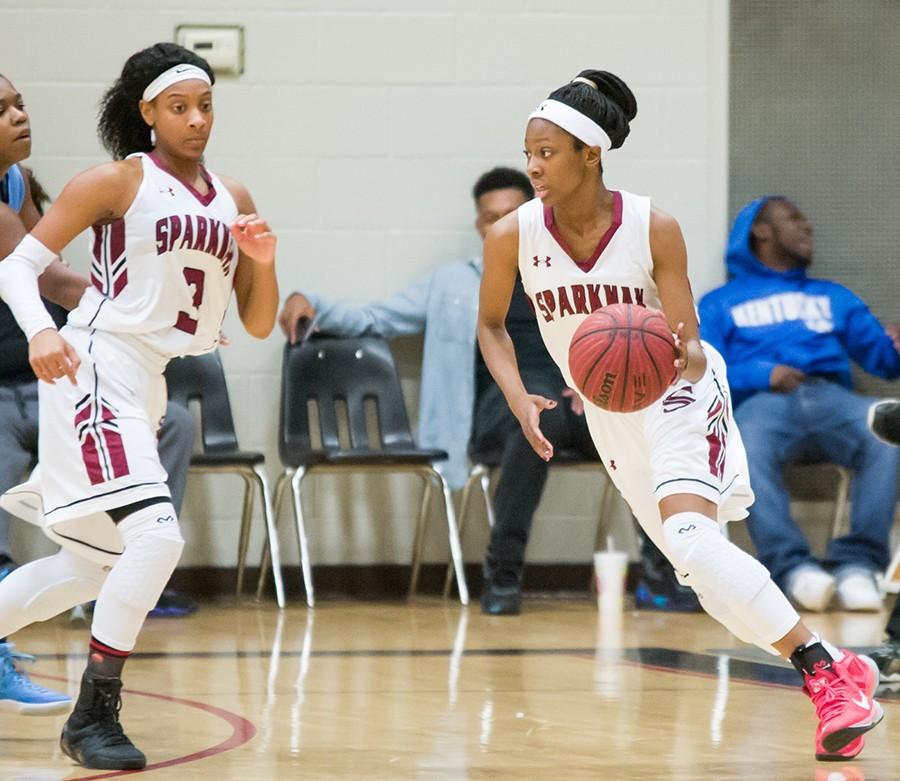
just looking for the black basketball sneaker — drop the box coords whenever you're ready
[480,558,523,616]
[60,672,146,770]
[868,400,900,446]
[868,640,900,683]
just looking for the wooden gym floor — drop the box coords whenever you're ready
[1,598,898,780]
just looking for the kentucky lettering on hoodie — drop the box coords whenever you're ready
[698,196,899,408]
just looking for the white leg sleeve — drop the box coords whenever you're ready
[91,502,184,652]
[0,549,108,638]
[682,574,779,655]
[663,512,799,648]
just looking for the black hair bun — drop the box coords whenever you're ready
[576,70,637,122]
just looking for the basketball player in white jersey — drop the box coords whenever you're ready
[477,69,883,760]
[0,43,278,770]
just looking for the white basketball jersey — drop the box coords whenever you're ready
[517,190,660,388]
[68,153,239,359]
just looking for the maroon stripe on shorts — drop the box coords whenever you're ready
[706,398,727,479]
[80,433,105,485]
[101,427,130,480]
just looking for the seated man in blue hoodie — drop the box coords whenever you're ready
[699,196,900,612]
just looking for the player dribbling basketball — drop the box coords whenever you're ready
[477,68,884,760]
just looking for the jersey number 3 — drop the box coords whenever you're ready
[174,267,206,335]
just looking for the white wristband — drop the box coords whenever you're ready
[0,234,59,340]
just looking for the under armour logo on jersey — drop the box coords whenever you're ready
[608,460,617,471]
[532,255,551,267]
[663,387,695,413]
[159,187,176,197]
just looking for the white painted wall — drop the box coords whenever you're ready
[6,0,729,569]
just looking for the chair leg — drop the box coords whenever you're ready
[290,467,315,608]
[830,466,851,541]
[443,467,481,598]
[431,468,469,606]
[593,470,619,551]
[478,465,496,529]
[257,471,289,601]
[252,464,286,609]
[884,543,900,593]
[235,474,256,600]
[408,474,433,599]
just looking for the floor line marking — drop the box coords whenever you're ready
[33,673,257,779]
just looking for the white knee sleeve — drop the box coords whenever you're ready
[0,549,107,637]
[663,512,799,648]
[91,502,184,652]
[682,574,778,655]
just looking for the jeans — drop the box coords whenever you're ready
[735,380,899,587]
[0,384,39,560]
[471,377,597,568]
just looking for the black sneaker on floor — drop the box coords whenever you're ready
[480,561,522,616]
[868,640,900,683]
[868,399,900,446]
[60,673,146,770]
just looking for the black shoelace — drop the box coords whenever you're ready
[85,686,133,746]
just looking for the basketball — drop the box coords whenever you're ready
[568,303,677,413]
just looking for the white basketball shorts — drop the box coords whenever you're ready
[582,342,754,534]
[36,325,171,527]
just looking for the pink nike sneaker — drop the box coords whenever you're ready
[813,652,879,760]
[803,649,883,760]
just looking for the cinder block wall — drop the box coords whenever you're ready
[8,0,728,567]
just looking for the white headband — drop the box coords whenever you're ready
[142,64,212,102]
[527,99,612,153]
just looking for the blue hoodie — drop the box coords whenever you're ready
[699,197,900,408]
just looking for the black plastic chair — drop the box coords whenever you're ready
[443,447,618,597]
[165,351,285,608]
[256,335,468,607]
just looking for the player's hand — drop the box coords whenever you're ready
[279,293,318,344]
[770,364,805,393]
[511,393,556,461]
[29,328,80,385]
[886,323,900,353]
[562,387,585,416]
[673,323,707,383]
[230,214,276,265]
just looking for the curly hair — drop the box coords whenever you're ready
[97,42,214,160]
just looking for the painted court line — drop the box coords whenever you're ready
[34,673,256,779]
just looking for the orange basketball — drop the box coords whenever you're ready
[568,303,677,413]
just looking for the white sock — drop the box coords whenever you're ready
[801,632,844,662]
